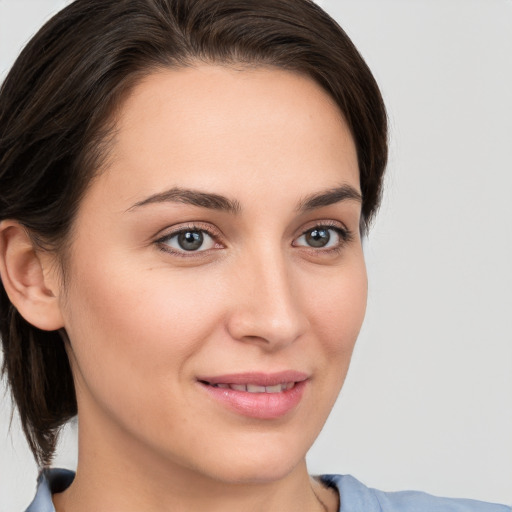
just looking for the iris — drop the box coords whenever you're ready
[306,228,330,248]
[178,231,204,251]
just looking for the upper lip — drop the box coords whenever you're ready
[197,371,309,387]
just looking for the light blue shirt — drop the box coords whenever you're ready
[26,468,511,512]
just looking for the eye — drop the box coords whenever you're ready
[293,224,350,250]
[158,228,217,253]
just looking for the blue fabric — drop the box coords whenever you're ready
[25,469,74,512]
[321,475,511,512]
[26,468,511,512]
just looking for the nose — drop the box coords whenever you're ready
[226,247,309,350]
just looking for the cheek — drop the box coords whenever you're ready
[306,259,367,354]
[301,256,367,413]
[60,254,226,408]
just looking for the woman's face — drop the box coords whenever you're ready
[57,65,367,483]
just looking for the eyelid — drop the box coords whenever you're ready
[296,219,350,239]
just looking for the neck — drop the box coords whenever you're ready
[55,459,332,512]
[53,413,337,512]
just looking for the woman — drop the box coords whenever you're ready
[0,1,509,511]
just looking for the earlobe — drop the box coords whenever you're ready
[0,220,65,331]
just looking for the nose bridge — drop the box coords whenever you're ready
[227,242,308,348]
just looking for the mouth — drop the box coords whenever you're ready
[200,381,296,393]
[197,371,308,419]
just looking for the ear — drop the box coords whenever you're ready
[0,220,65,331]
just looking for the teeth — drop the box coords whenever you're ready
[210,382,296,393]
[265,384,283,393]
[247,384,266,393]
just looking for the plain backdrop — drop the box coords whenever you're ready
[1,1,511,510]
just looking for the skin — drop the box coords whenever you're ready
[1,65,367,512]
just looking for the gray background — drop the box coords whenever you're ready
[1,1,511,510]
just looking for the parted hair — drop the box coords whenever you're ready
[0,0,387,467]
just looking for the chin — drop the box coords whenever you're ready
[189,432,312,485]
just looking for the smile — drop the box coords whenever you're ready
[197,371,308,419]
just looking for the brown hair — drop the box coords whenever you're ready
[0,0,387,467]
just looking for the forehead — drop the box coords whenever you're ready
[92,65,360,208]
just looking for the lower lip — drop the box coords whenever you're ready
[199,381,307,419]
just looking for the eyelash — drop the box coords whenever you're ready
[155,221,353,258]
[155,223,222,259]
[293,221,353,255]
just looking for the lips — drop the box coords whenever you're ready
[197,371,308,419]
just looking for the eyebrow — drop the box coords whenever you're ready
[127,187,242,214]
[296,184,362,212]
[127,184,361,214]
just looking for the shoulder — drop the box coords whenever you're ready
[321,474,511,512]
[25,469,75,512]
[24,469,511,512]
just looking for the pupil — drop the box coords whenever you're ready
[178,231,203,251]
[306,228,330,247]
